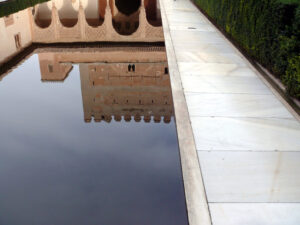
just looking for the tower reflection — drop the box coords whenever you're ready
[38,46,173,123]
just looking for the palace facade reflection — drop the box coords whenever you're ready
[38,46,173,123]
[0,0,169,123]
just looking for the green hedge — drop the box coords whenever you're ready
[194,0,300,99]
[0,0,49,17]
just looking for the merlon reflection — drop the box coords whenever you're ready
[38,47,173,123]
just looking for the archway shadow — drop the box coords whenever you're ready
[58,0,78,27]
[34,3,52,28]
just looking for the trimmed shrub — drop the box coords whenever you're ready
[194,0,300,99]
[283,56,300,98]
[0,0,49,17]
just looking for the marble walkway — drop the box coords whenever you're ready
[160,0,300,224]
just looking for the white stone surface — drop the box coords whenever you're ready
[185,93,293,118]
[169,23,216,32]
[172,30,226,45]
[181,75,272,94]
[179,62,256,77]
[160,1,212,225]
[161,0,300,224]
[192,117,300,151]
[176,51,247,64]
[209,203,300,225]
[199,152,300,202]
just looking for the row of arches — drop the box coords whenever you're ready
[34,0,161,35]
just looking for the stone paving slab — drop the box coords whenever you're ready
[199,152,300,202]
[179,62,255,76]
[181,74,272,94]
[161,0,300,224]
[192,117,300,151]
[209,203,300,225]
[185,93,293,118]
[176,51,247,64]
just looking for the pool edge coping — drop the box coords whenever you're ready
[159,1,213,225]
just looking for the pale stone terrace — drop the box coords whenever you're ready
[160,0,300,224]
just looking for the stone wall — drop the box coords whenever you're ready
[0,8,32,64]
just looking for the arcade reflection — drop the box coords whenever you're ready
[0,47,189,225]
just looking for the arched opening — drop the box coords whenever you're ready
[85,0,106,27]
[34,3,52,28]
[58,0,78,27]
[145,0,162,26]
[111,0,140,35]
[115,0,140,16]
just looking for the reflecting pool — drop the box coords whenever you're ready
[0,47,188,225]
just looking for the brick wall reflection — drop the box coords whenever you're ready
[38,47,173,123]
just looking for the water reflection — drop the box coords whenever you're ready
[37,47,173,123]
[0,49,188,225]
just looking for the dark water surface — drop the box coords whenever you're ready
[0,54,188,225]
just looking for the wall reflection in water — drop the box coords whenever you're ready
[0,48,188,225]
[38,47,173,123]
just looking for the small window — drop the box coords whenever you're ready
[14,33,21,49]
[48,65,53,73]
[128,64,132,72]
[164,67,168,74]
[132,64,135,72]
